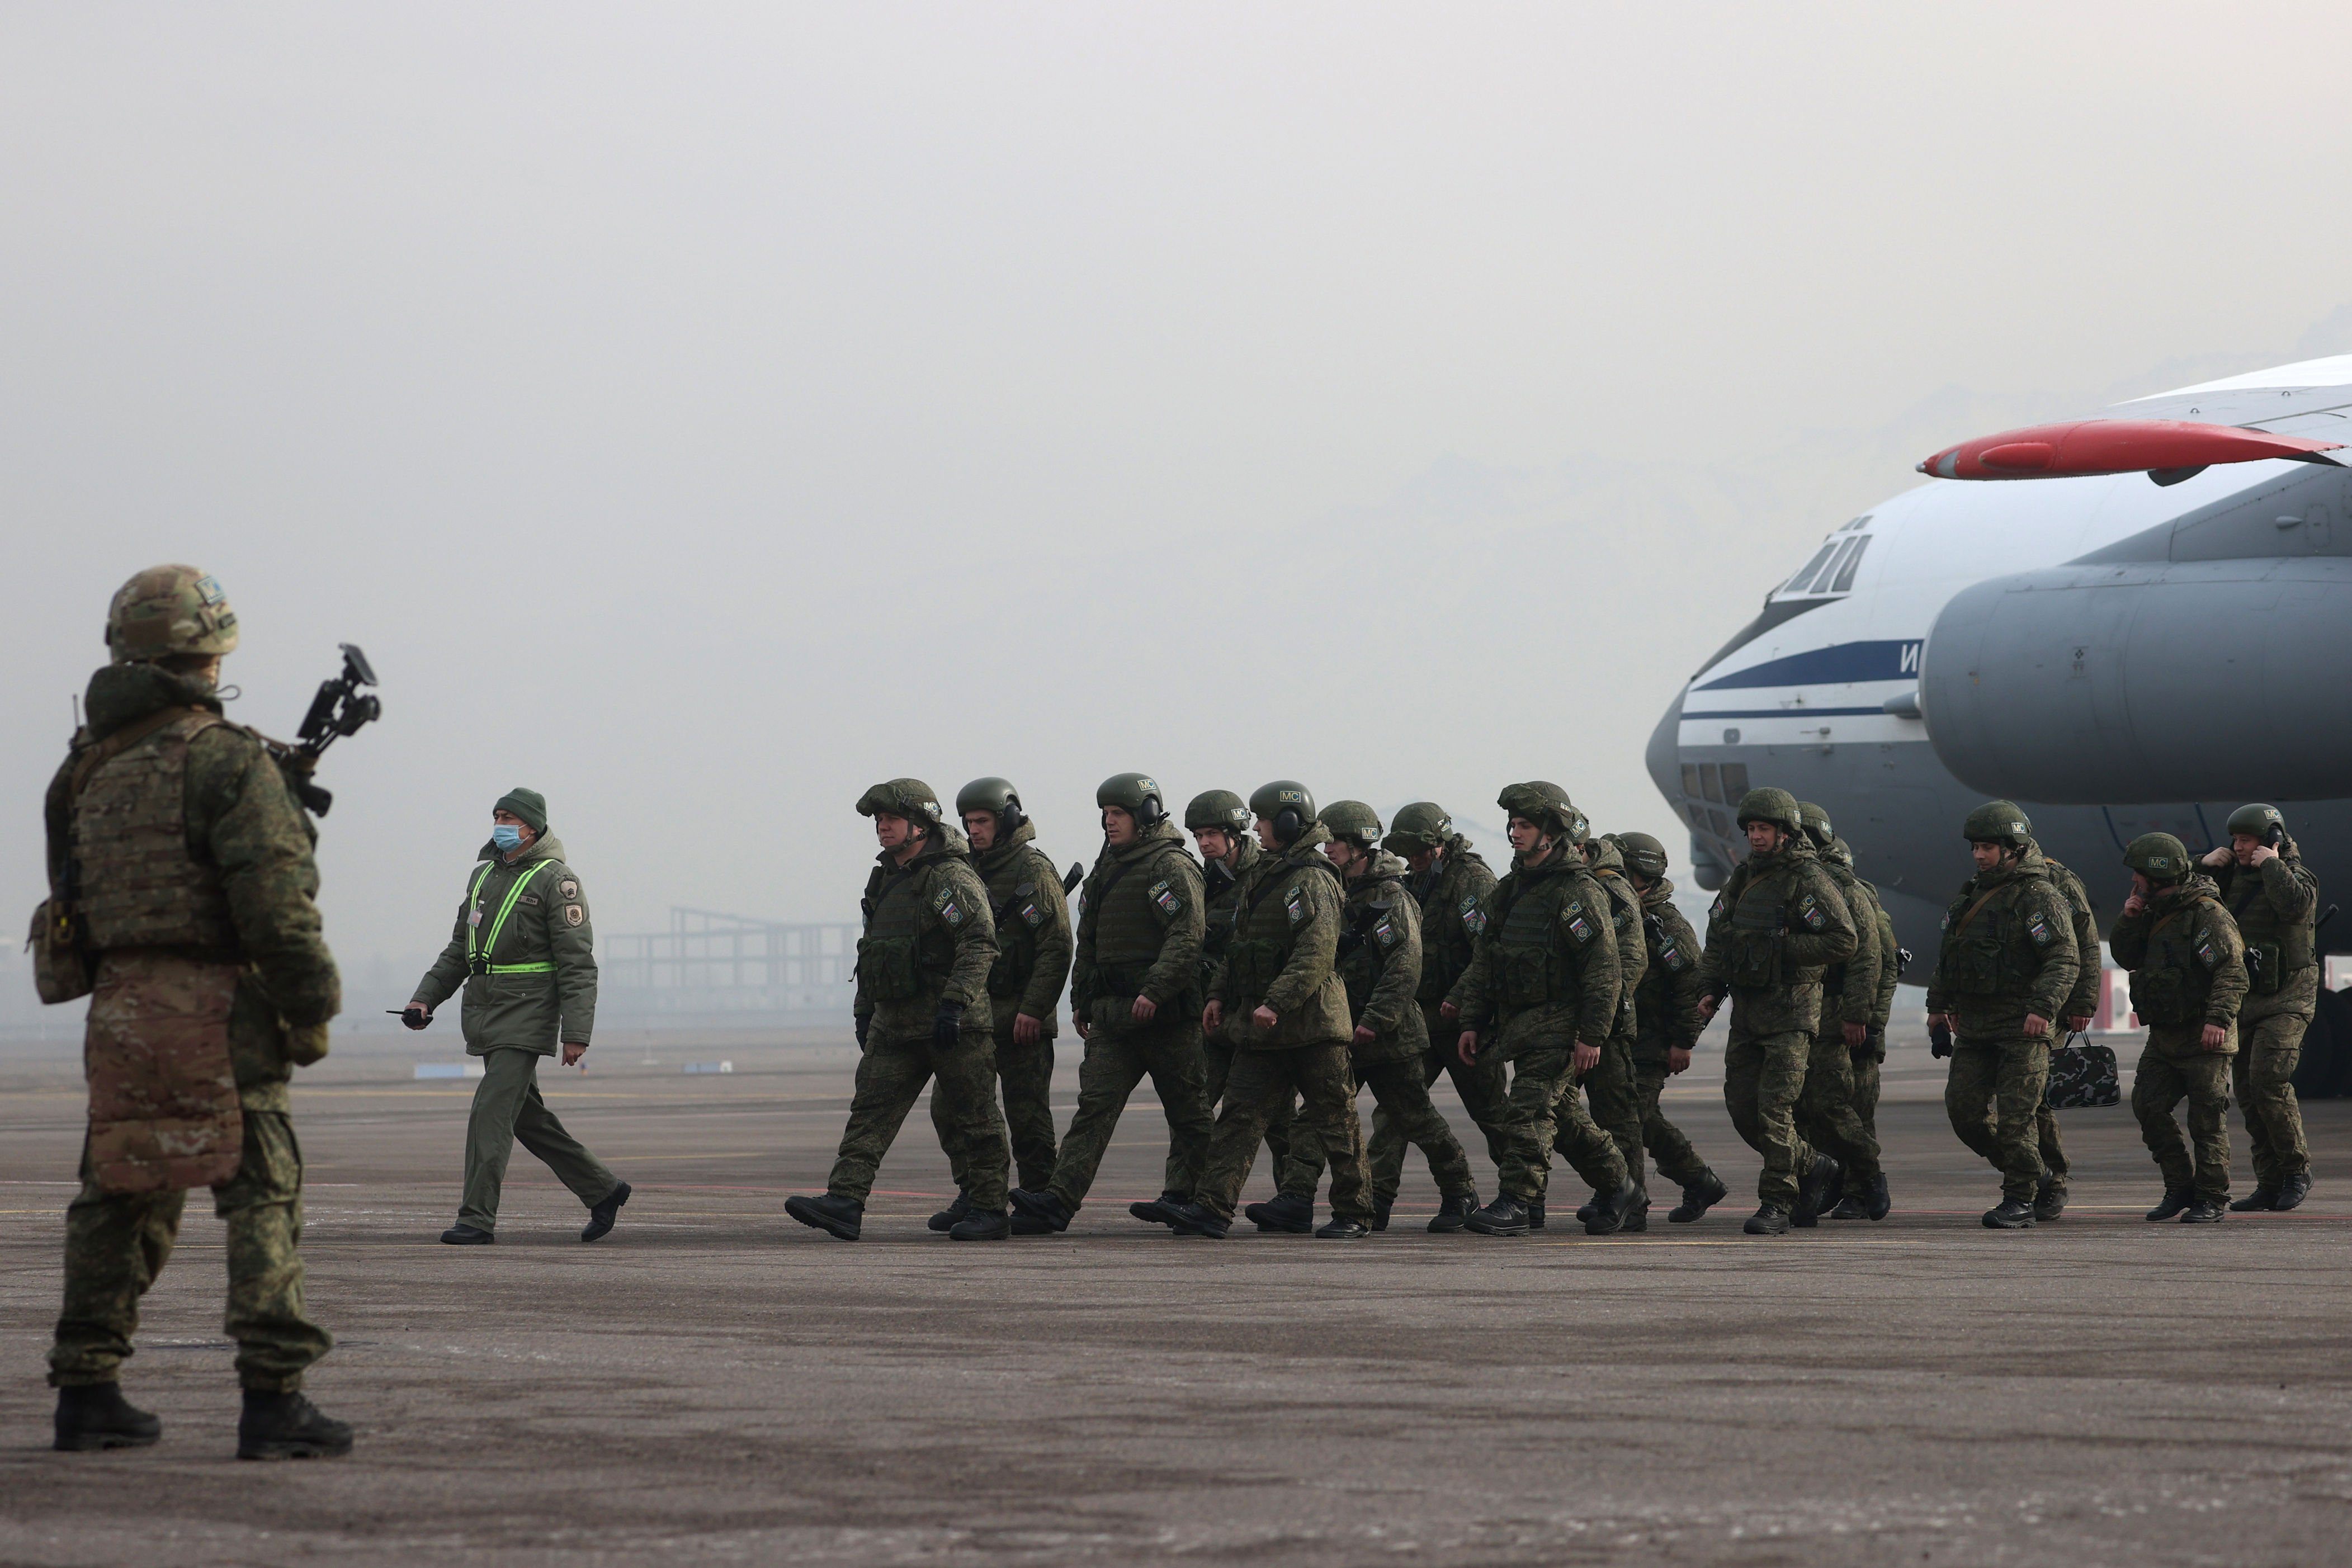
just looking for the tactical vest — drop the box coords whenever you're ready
[73,712,239,956]
[2226,862,2317,996]
[1593,866,1646,988]
[2131,895,2228,1024]
[1200,854,1245,994]
[1087,843,1188,999]
[1820,866,1864,993]
[1409,849,1486,1005]
[1225,856,1336,1004]
[858,862,957,1002]
[980,844,1053,999]
[1336,875,1405,1017]
[1636,901,1693,1026]
[1934,877,2055,996]
[1723,868,1792,989]
[1490,866,1598,1013]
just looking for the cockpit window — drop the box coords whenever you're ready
[1829,535,1871,593]
[1774,518,1873,602]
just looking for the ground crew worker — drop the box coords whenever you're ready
[1254,803,1480,1233]
[1445,782,1626,1238]
[1170,781,1377,1239]
[408,788,631,1247]
[1612,832,1727,1224]
[1923,801,2080,1230]
[1557,833,1650,1232]
[927,777,1073,1232]
[45,565,350,1458]
[1695,787,1856,1236]
[2030,848,2102,1220]
[1368,803,1509,1222]
[1793,802,1887,1223]
[1009,774,1212,1235]
[1825,833,1903,1220]
[787,780,1010,1241]
[2110,832,2247,1223]
[2204,805,2320,1211]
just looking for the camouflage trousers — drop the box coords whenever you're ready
[1046,1017,1212,1212]
[2034,1101,2068,1188]
[1193,1043,1371,1224]
[944,1022,1057,1193]
[51,1111,330,1392]
[1279,1055,1476,1202]
[1199,1030,1291,1191]
[2232,1010,2311,1188]
[1556,1032,1643,1200]
[2133,1035,2233,1202]
[1722,1026,1816,1211]
[1944,1034,2049,1203]
[1633,1060,1710,1188]
[461,1047,621,1231]
[1493,1042,1625,1204]
[1850,1044,1882,1139]
[1797,1030,1882,1182]
[827,1022,1009,1210]
[1367,1032,1509,1207]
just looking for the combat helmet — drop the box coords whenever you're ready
[1498,781,1587,844]
[1097,772,1168,828]
[955,777,1026,836]
[106,564,239,665]
[1962,800,2033,849]
[1614,830,1670,881]
[2123,832,2190,882]
[1318,800,1383,851]
[1248,780,1315,846]
[1733,787,1803,837]
[2227,804,2287,844]
[1185,789,1250,836]
[1796,801,1836,851]
[857,778,946,831]
[1383,801,1454,857]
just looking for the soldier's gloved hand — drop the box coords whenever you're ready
[854,1015,870,1049]
[1928,1016,1954,1058]
[933,1002,965,1049]
[400,1004,431,1031]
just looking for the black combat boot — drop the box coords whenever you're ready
[1315,1215,1370,1239]
[1464,1193,1532,1236]
[2228,1186,2278,1213]
[1008,1190,1070,1235]
[1128,1191,1187,1226]
[1982,1198,2035,1229]
[2143,1187,2193,1222]
[439,1224,493,1245]
[2032,1177,2067,1222]
[1742,1205,1791,1236]
[950,1207,1012,1240]
[1166,1202,1230,1239]
[785,1192,863,1240]
[1864,1172,1891,1222]
[1575,1198,1599,1225]
[1816,1161,1847,1216]
[1826,1194,1867,1220]
[1245,1193,1315,1234]
[1527,1197,1546,1231]
[580,1180,631,1243]
[1668,1169,1728,1224]
[2275,1172,2313,1211]
[929,1189,975,1232]
[53,1383,160,1452]
[1620,1184,1651,1234]
[1584,1180,1638,1236]
[237,1390,353,1461]
[1371,1196,1392,1232]
[1428,1192,1477,1233]
[2180,1197,2226,1224]
[1792,1155,1840,1229]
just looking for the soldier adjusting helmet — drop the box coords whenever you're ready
[1318,800,1383,850]
[956,776,1026,835]
[2227,803,2287,844]
[1615,830,1670,881]
[1733,786,1803,837]
[1383,801,1454,856]
[2123,831,2190,882]
[1497,781,1587,844]
[1962,800,2033,849]
[1097,772,1168,828]
[1184,788,1250,835]
[1248,780,1315,846]
[1796,801,1835,851]
[106,564,239,665]
[857,778,946,832]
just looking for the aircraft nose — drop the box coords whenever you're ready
[1646,683,1685,804]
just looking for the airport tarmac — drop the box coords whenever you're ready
[3,1029,2350,1567]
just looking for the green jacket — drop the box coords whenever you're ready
[1586,839,1649,1043]
[1921,848,2079,1040]
[1446,840,1621,1057]
[2042,855,2104,1023]
[848,828,998,1043]
[972,821,1074,1035]
[1336,851,1426,1064]
[1697,840,1858,1036]
[415,834,599,1055]
[1631,876,1703,1063]
[47,662,341,1111]
[2109,873,2247,1047]
[1209,820,1350,1050]
[1815,854,1883,1032]
[2213,846,2320,1022]
[1069,819,1204,1033]
[1199,837,1260,997]
[1402,835,1496,1009]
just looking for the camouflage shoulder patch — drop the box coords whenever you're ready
[1461,899,1487,938]
[1798,892,1827,932]
[1565,911,1596,946]
[1373,914,1397,948]
[1709,894,1728,921]
[1285,884,1307,927]
[1151,879,1183,919]
[2027,911,2053,947]
[1662,940,1688,971]
[2197,936,2221,969]
[932,883,966,927]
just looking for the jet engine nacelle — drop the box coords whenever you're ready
[1919,557,2352,804]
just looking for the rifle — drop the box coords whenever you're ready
[272,644,382,816]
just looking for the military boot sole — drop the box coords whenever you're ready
[949,1214,1012,1241]
[2275,1179,2313,1211]
[785,1196,862,1241]
[238,1429,354,1461]
[54,1426,160,1452]
[2228,1190,2279,1212]
[1464,1214,1532,1238]
[1742,1211,1791,1236]
[1982,1207,2035,1230]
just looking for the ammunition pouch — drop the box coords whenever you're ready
[2246,942,2281,996]
[1222,937,1284,1003]
[1727,925,1783,989]
[857,934,924,1002]
[1498,942,1557,1010]
[27,896,93,1004]
[2129,965,2202,1027]
[1937,932,2005,996]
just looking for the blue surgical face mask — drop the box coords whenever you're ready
[492,823,525,853]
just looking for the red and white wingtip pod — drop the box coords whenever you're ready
[1918,419,2345,483]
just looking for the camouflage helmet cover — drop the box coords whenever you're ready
[106,564,239,664]
[1317,799,1383,847]
[1184,788,1250,834]
[1248,780,1315,822]
[1498,781,1586,843]
[2123,831,2190,880]
[857,778,945,829]
[1614,830,1670,879]
[1733,786,1803,835]
[1796,800,1835,849]
[1383,801,1454,855]
[1962,800,2033,848]
[2227,803,2286,841]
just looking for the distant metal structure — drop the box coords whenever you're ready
[601,909,857,1017]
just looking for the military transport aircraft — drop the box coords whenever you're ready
[1647,355,2352,1088]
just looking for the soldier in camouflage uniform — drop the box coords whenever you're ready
[1554,834,1649,1233]
[409,787,631,1245]
[1447,783,1626,1239]
[2110,832,2248,1223]
[787,780,1011,1241]
[1170,782,1376,1239]
[1924,801,2081,1230]
[1825,834,1905,1220]
[43,566,351,1458]
[1010,774,1212,1235]
[2027,848,2101,1220]
[1694,787,1857,1236]
[1792,803,1887,1223]
[1367,803,1509,1224]
[926,778,1073,1231]
[2204,805,2320,1212]
[1613,833,1728,1224]
[1251,804,1480,1234]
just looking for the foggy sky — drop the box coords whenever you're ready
[9,4,2352,1008]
